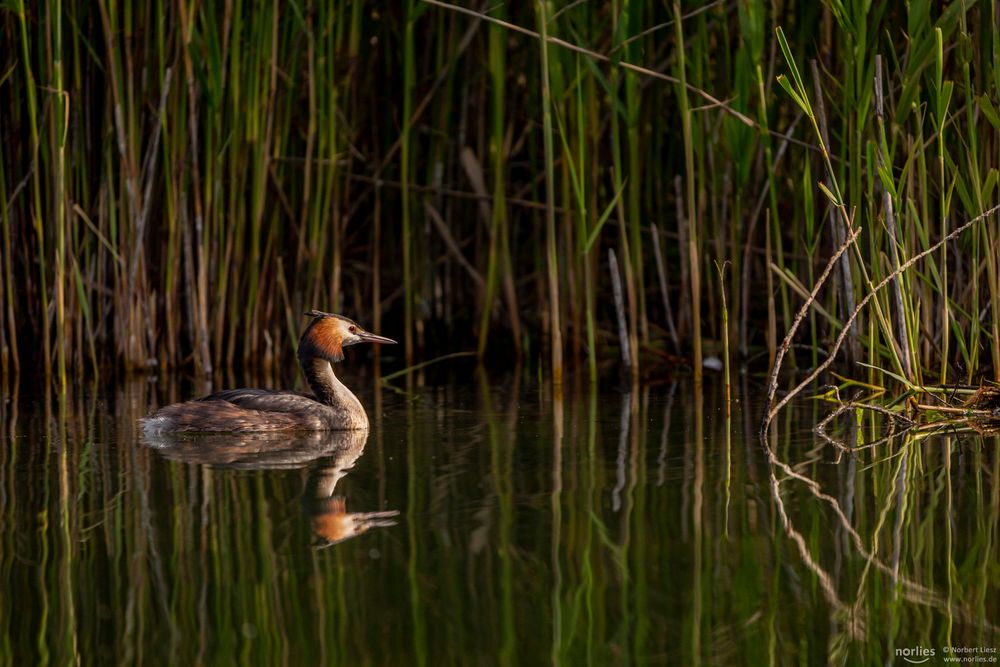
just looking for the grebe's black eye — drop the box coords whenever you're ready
[349,325,356,333]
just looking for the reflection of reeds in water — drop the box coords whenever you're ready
[0,375,997,663]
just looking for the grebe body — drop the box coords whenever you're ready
[142,311,394,435]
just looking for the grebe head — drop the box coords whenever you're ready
[299,310,397,363]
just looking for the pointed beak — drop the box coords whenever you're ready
[357,331,397,345]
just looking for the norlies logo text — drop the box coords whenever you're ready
[896,646,936,664]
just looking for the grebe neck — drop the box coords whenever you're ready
[299,354,353,406]
[296,347,368,428]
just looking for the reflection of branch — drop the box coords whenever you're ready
[814,400,913,458]
[763,432,863,639]
[767,437,928,595]
[611,388,632,512]
[849,445,908,627]
[764,426,1000,632]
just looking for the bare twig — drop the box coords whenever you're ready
[762,204,1000,435]
[341,172,565,213]
[423,0,758,128]
[609,0,726,53]
[762,227,862,430]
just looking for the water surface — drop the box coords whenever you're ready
[1,374,996,664]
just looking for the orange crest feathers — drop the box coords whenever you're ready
[301,316,345,362]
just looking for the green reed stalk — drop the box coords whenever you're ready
[577,56,598,382]
[754,67,791,356]
[16,0,50,377]
[553,36,598,380]
[715,261,731,409]
[934,27,954,383]
[400,1,416,366]
[989,0,1000,379]
[478,12,507,359]
[801,160,819,369]
[958,13,982,383]
[674,0,701,383]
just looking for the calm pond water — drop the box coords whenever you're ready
[1,371,997,665]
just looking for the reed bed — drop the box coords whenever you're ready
[2,1,1000,389]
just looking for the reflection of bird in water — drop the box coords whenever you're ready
[144,428,361,469]
[306,460,399,547]
[142,311,396,434]
[143,428,398,545]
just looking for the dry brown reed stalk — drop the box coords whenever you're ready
[608,248,631,378]
[459,147,521,358]
[874,56,912,381]
[765,213,777,371]
[537,0,562,384]
[810,60,858,365]
[672,176,690,342]
[339,173,559,213]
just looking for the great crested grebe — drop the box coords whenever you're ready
[141,311,395,435]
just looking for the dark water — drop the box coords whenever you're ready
[1,373,997,665]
